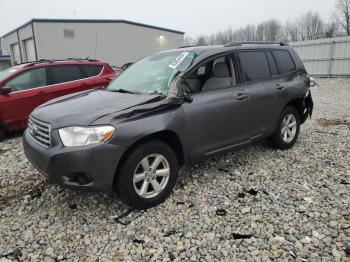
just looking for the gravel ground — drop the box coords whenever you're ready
[0,78,349,262]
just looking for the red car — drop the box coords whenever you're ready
[0,59,117,141]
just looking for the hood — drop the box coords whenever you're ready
[32,89,161,129]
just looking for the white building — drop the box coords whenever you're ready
[0,19,185,67]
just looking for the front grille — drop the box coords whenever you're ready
[28,116,52,147]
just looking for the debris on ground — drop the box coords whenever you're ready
[231,233,253,240]
[216,209,227,216]
[168,251,176,260]
[164,229,176,237]
[132,239,145,244]
[110,209,145,226]
[288,250,308,262]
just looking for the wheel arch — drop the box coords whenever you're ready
[113,130,185,186]
[283,98,308,124]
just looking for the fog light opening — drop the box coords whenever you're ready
[66,173,92,185]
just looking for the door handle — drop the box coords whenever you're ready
[276,84,285,90]
[234,93,248,100]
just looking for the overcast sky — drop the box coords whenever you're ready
[0,0,336,37]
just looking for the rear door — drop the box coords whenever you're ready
[45,65,94,102]
[237,50,282,137]
[266,50,297,129]
[24,38,35,62]
[0,67,48,130]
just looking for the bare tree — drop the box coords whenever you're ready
[256,23,265,41]
[265,19,282,41]
[298,11,324,40]
[324,14,341,38]
[188,9,334,47]
[285,21,299,41]
[184,36,196,46]
[336,0,350,35]
[195,36,208,46]
[254,19,282,41]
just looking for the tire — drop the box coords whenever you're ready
[115,139,179,209]
[0,126,5,143]
[268,106,300,149]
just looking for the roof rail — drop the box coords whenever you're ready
[224,41,289,47]
[66,57,99,62]
[23,59,54,67]
[178,45,195,49]
[21,58,100,68]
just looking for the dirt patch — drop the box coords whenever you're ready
[317,118,350,128]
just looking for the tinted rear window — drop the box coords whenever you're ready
[266,52,279,76]
[49,65,82,84]
[238,51,270,82]
[81,65,103,77]
[272,50,295,74]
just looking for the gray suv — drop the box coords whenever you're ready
[23,42,314,209]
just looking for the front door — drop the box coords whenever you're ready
[181,54,252,160]
[0,67,48,130]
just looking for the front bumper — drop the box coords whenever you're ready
[23,129,127,192]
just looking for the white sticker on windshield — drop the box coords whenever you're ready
[169,52,189,69]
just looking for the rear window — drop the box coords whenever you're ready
[272,50,295,74]
[49,65,83,84]
[238,51,270,82]
[266,52,279,76]
[81,65,103,77]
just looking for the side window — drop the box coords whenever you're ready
[81,65,103,77]
[238,51,270,82]
[272,50,295,74]
[6,68,47,92]
[266,52,279,76]
[49,65,83,84]
[184,55,232,93]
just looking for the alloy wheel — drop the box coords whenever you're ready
[281,113,297,143]
[133,154,170,198]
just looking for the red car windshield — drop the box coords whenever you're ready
[0,64,26,82]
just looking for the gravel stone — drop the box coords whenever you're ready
[0,78,349,261]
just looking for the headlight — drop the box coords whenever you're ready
[59,126,115,147]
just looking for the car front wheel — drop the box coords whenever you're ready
[268,106,300,149]
[115,139,179,209]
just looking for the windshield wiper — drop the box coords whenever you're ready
[146,90,165,96]
[110,89,139,94]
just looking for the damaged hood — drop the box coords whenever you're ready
[31,89,162,129]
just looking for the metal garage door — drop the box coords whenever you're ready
[11,43,21,65]
[24,38,35,62]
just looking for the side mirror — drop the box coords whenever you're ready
[0,86,12,95]
[183,93,193,103]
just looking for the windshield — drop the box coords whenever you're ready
[0,65,26,82]
[108,51,195,95]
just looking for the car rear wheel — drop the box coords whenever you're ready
[0,126,5,142]
[268,106,300,149]
[115,139,179,209]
